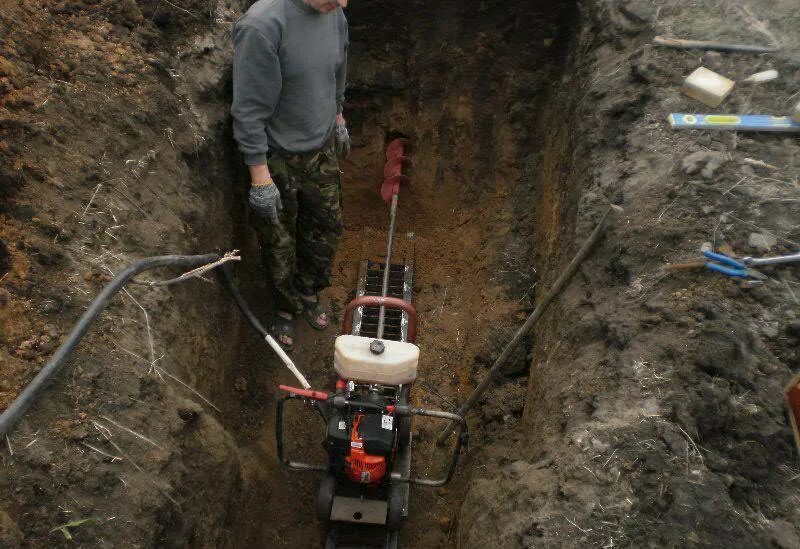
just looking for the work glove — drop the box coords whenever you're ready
[334,122,351,159]
[249,183,282,224]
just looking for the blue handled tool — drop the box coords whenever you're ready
[703,250,765,279]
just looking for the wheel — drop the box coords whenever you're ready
[316,475,337,522]
[386,483,404,531]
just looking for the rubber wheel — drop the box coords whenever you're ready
[386,484,404,531]
[316,475,337,522]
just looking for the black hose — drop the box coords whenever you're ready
[217,263,269,338]
[0,254,219,437]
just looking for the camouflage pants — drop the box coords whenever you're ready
[253,142,343,314]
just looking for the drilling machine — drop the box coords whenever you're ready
[275,138,468,549]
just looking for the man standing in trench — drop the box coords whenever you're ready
[231,0,350,351]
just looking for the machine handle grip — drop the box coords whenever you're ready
[278,385,329,401]
[341,296,417,343]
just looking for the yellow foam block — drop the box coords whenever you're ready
[682,67,735,107]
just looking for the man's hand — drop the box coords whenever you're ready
[334,118,351,159]
[249,182,282,223]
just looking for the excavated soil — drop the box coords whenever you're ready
[2,0,800,548]
[460,1,800,548]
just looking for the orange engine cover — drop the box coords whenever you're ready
[345,414,387,485]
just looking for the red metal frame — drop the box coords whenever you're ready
[342,295,417,343]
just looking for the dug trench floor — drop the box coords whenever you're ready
[223,2,576,546]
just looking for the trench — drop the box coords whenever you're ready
[195,1,581,547]
[6,1,800,546]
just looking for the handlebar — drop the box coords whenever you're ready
[341,295,417,343]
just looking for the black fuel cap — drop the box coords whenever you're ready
[370,339,385,355]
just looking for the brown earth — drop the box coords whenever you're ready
[460,1,800,548]
[1,1,245,546]
[2,0,800,548]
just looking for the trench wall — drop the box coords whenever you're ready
[460,1,800,547]
[0,2,248,546]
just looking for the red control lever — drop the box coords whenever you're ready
[278,385,329,401]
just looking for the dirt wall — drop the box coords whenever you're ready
[1,1,246,546]
[460,1,800,547]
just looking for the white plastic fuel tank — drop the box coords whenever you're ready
[334,335,419,386]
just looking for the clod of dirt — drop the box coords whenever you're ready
[702,51,724,71]
[0,510,23,548]
[769,519,800,549]
[176,399,204,424]
[682,150,728,179]
[0,239,9,277]
[748,232,777,251]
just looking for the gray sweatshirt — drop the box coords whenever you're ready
[231,0,348,165]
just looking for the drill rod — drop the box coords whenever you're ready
[377,193,399,339]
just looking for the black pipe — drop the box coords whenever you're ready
[217,263,269,338]
[0,254,219,437]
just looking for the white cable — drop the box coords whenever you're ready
[264,334,311,389]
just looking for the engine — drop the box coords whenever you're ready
[328,412,394,485]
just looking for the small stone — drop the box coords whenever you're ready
[740,164,755,177]
[702,51,724,71]
[438,516,452,532]
[38,299,61,314]
[591,438,610,452]
[682,150,727,179]
[509,460,530,476]
[176,400,203,423]
[785,320,800,338]
[761,322,780,339]
[748,232,777,251]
